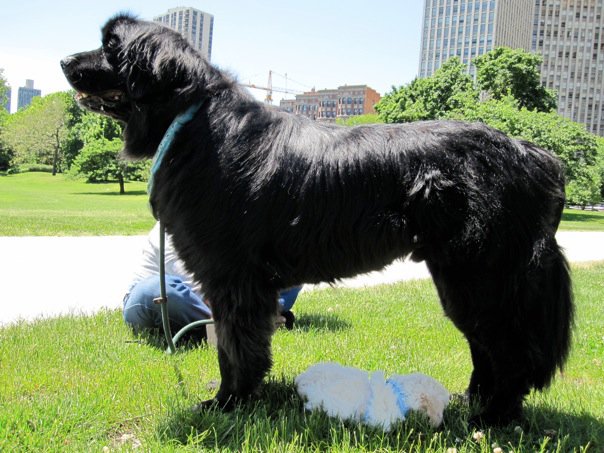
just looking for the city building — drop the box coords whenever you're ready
[279,85,381,122]
[419,0,604,136]
[532,0,604,136]
[419,0,534,78]
[17,79,41,110]
[153,7,214,61]
[2,86,11,113]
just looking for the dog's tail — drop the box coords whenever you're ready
[527,237,574,389]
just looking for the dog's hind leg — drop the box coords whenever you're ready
[203,284,278,409]
[427,241,573,426]
[428,261,531,424]
[467,340,495,406]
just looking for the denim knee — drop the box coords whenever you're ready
[123,275,211,331]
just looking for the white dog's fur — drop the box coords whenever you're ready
[295,362,450,431]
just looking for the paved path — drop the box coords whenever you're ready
[1,231,603,326]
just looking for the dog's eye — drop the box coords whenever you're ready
[106,38,118,50]
[103,35,120,52]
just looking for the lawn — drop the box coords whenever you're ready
[1,263,603,452]
[0,172,154,236]
[560,209,604,231]
[1,172,603,236]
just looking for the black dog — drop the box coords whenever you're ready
[62,14,573,425]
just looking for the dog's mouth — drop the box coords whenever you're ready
[75,89,130,122]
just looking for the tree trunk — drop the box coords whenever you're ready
[118,172,125,194]
[52,130,60,176]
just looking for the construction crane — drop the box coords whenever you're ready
[241,70,303,104]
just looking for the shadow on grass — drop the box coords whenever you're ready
[156,386,603,451]
[73,190,148,196]
[156,378,304,450]
[561,210,604,223]
[124,325,208,352]
[293,312,351,332]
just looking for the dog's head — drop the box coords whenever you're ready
[61,14,205,123]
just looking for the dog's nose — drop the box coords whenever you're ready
[60,56,77,70]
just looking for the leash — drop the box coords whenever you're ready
[147,101,214,354]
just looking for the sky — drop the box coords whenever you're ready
[0,1,424,112]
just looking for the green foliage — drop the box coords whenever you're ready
[70,138,123,182]
[474,47,557,112]
[65,110,123,169]
[2,92,73,175]
[17,163,54,173]
[597,137,604,199]
[0,68,8,113]
[0,69,14,170]
[0,108,13,171]
[336,113,383,126]
[375,58,478,123]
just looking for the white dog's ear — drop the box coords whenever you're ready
[418,393,442,427]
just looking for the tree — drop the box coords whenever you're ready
[596,137,604,201]
[3,92,73,175]
[0,110,12,171]
[65,110,122,169]
[0,69,13,171]
[0,69,9,113]
[375,58,478,123]
[70,137,150,194]
[473,47,557,112]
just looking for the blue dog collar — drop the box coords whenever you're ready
[147,101,204,198]
[386,379,410,418]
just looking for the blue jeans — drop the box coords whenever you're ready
[123,274,301,333]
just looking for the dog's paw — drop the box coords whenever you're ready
[191,396,236,412]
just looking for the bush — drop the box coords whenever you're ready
[18,164,54,173]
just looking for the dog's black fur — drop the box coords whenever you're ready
[62,14,574,425]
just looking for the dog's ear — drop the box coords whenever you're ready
[123,32,193,102]
[124,59,158,102]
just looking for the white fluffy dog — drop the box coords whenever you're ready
[295,362,450,431]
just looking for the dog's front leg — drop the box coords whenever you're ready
[203,286,278,410]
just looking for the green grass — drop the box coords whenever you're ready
[1,264,602,452]
[560,209,604,231]
[0,172,154,236]
[1,172,603,236]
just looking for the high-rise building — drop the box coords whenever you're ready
[17,79,41,110]
[532,1,604,136]
[279,85,381,122]
[2,85,11,113]
[419,0,534,78]
[153,7,214,61]
[419,0,604,136]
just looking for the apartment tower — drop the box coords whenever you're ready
[153,7,214,61]
[17,79,41,111]
[532,0,604,136]
[419,0,534,78]
[420,0,604,135]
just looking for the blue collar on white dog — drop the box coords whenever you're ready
[386,378,410,417]
[147,101,204,199]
